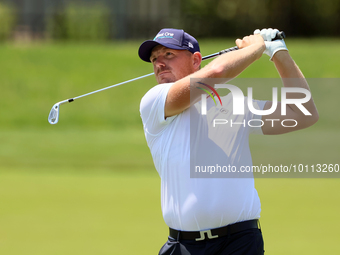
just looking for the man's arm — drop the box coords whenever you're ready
[261,51,319,135]
[164,35,265,118]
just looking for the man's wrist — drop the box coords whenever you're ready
[271,50,290,63]
[255,43,266,59]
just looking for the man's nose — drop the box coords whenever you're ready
[154,55,166,67]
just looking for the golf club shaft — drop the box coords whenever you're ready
[202,31,285,60]
[58,31,286,103]
[63,46,238,103]
[71,72,155,102]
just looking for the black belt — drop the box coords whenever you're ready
[169,219,259,241]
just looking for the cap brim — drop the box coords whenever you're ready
[138,40,186,62]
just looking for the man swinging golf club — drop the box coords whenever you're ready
[138,28,318,255]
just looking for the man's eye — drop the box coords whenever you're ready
[166,52,173,56]
[151,57,157,62]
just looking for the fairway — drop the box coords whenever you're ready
[0,171,339,255]
[0,39,339,254]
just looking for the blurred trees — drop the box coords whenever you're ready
[47,3,110,41]
[179,0,340,37]
[0,0,339,41]
[0,2,16,40]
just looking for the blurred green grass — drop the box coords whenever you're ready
[0,171,339,255]
[0,39,339,129]
[0,171,167,255]
[0,39,339,254]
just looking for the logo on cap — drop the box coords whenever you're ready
[154,32,175,41]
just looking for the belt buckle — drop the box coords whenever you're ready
[195,230,219,241]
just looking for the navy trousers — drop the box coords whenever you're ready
[159,228,264,255]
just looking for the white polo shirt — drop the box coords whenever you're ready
[140,82,267,231]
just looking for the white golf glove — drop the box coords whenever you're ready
[254,28,288,60]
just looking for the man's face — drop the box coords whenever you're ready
[150,45,197,84]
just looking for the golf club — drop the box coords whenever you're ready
[48,31,285,124]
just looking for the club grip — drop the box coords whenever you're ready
[274,31,285,40]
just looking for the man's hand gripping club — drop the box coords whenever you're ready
[254,28,288,60]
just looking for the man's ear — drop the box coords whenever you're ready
[192,52,202,70]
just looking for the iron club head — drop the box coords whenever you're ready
[48,102,61,124]
[48,99,70,125]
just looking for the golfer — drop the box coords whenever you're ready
[138,28,318,255]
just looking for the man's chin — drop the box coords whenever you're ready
[158,77,176,84]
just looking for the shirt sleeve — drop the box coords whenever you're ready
[140,83,177,136]
[247,99,267,135]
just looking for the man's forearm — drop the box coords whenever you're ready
[272,51,305,79]
[272,51,319,122]
[205,42,265,79]
[165,37,265,118]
